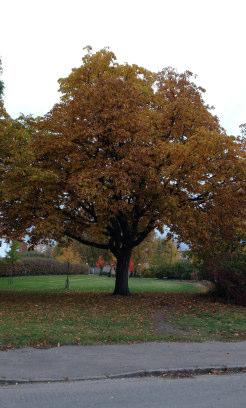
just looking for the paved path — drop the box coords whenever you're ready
[0,374,246,408]
[0,341,245,382]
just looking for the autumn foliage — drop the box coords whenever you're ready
[0,49,245,295]
[96,255,105,270]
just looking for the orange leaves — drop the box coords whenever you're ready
[0,48,244,264]
[96,255,105,269]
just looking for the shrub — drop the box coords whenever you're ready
[140,268,156,278]
[150,260,197,280]
[0,256,89,277]
[203,253,246,306]
[20,251,53,258]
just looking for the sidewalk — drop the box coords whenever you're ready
[1,342,246,383]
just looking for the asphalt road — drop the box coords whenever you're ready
[1,342,246,382]
[0,374,245,408]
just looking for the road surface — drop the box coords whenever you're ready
[0,374,245,408]
[1,341,245,382]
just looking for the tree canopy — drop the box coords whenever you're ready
[0,60,4,100]
[0,49,245,295]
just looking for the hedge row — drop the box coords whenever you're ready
[19,251,53,258]
[0,257,89,277]
[149,261,198,280]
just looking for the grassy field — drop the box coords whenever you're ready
[0,274,201,293]
[0,275,245,349]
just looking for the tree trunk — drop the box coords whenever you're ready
[113,248,132,296]
[65,262,70,290]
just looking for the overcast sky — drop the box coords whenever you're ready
[1,0,245,136]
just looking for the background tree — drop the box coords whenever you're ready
[72,241,113,271]
[5,240,20,284]
[53,240,82,289]
[151,237,181,267]
[132,231,157,275]
[131,233,181,275]
[72,243,100,267]
[0,49,244,296]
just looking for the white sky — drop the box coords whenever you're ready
[0,0,245,255]
[1,0,245,136]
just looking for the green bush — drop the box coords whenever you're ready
[20,251,53,258]
[150,261,197,280]
[0,257,89,277]
[140,268,156,278]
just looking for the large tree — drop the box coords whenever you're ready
[0,49,244,295]
[0,60,4,100]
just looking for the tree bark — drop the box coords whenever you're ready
[113,248,132,296]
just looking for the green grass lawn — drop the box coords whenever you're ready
[0,275,245,349]
[0,274,201,294]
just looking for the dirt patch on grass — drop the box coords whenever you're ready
[153,310,195,337]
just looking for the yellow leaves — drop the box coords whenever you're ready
[0,48,244,257]
[54,242,83,265]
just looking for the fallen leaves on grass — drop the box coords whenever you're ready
[0,292,245,349]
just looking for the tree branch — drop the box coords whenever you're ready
[66,231,110,250]
[131,220,155,248]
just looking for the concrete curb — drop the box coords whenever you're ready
[1,366,245,386]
